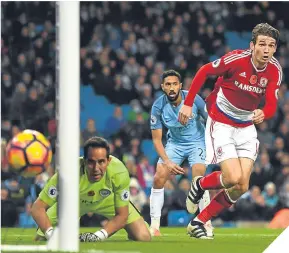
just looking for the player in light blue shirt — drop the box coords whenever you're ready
[149,70,213,237]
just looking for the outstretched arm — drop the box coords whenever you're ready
[178,52,238,125]
[31,198,53,240]
[31,173,58,240]
[103,205,129,235]
[184,61,228,107]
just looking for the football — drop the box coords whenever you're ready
[6,129,53,178]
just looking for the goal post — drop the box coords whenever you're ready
[1,1,80,252]
[57,0,80,252]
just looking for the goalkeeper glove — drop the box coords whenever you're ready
[79,229,108,242]
[79,232,100,242]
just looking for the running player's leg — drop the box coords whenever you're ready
[150,142,184,235]
[150,163,170,235]
[227,157,254,200]
[188,117,242,211]
[227,130,258,200]
[186,142,213,237]
[124,202,151,241]
[187,157,241,239]
[188,163,211,213]
[188,123,258,239]
[186,142,210,213]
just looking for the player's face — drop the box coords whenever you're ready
[85,147,111,183]
[161,75,182,102]
[250,35,276,66]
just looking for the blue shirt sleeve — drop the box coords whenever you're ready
[150,101,163,130]
[195,94,208,121]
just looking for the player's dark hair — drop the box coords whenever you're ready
[84,136,110,159]
[161,70,181,83]
[252,23,280,45]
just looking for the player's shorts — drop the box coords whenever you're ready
[205,115,259,165]
[158,139,206,168]
[36,201,141,237]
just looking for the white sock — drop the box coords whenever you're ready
[198,190,212,226]
[199,190,211,211]
[150,187,164,230]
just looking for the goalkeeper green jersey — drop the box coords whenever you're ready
[37,155,140,236]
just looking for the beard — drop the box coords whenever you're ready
[167,90,180,102]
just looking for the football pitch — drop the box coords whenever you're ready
[1,227,283,253]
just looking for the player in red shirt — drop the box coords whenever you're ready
[178,23,282,239]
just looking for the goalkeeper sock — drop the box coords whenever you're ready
[150,187,164,230]
[199,171,225,190]
[197,189,235,223]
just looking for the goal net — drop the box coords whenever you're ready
[1,2,80,252]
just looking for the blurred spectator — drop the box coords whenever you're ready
[280,182,289,208]
[3,178,28,210]
[121,113,150,143]
[139,84,154,112]
[23,87,41,128]
[9,82,27,123]
[129,177,147,212]
[236,186,266,220]
[123,138,144,164]
[262,182,279,209]
[1,188,18,227]
[124,156,137,177]
[111,137,125,161]
[170,178,191,210]
[81,118,99,146]
[104,106,126,138]
[257,122,275,149]
[136,156,154,195]
[81,58,96,85]
[1,119,12,142]
[275,165,289,192]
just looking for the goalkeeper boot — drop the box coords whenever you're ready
[186,176,205,214]
[187,220,213,240]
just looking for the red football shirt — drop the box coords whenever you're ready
[185,49,282,127]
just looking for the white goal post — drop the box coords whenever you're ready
[1,1,80,252]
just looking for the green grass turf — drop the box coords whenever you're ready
[1,227,284,253]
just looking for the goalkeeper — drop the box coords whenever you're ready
[31,136,151,242]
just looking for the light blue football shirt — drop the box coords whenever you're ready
[150,90,207,144]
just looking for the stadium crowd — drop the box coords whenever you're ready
[1,2,289,228]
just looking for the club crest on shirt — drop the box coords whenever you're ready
[249,75,258,85]
[99,189,111,197]
[258,77,268,88]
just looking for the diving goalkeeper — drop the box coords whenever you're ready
[31,136,151,242]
